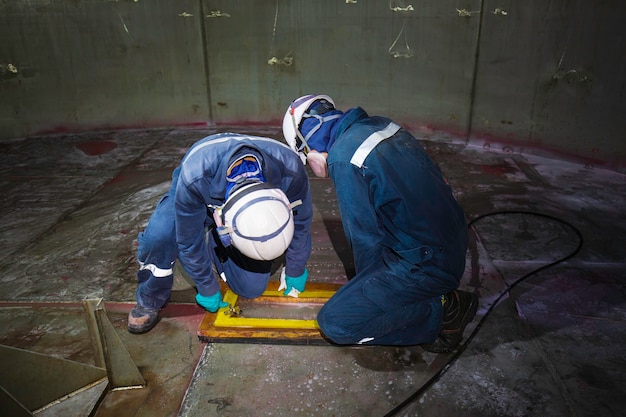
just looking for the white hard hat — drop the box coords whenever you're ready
[282,94,335,163]
[221,181,295,260]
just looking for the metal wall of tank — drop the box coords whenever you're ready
[1,0,624,171]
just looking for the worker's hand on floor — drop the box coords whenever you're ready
[196,292,228,312]
[278,267,309,298]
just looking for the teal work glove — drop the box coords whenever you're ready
[196,292,228,313]
[278,267,309,298]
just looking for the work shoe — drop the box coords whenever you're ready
[422,289,478,353]
[127,304,159,334]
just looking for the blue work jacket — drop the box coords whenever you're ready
[327,108,468,282]
[175,133,313,296]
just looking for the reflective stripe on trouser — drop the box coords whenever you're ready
[135,268,174,310]
[135,186,178,309]
[316,253,451,346]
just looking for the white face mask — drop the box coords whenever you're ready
[306,151,328,178]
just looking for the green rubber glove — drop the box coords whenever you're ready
[278,267,309,297]
[196,292,228,312]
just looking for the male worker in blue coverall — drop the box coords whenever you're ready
[128,133,313,333]
[282,95,478,352]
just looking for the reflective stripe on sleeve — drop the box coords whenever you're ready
[349,122,401,168]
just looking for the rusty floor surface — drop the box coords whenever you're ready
[0,126,625,417]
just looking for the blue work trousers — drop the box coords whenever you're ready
[134,171,272,310]
[317,250,461,346]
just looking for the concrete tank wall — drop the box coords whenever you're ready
[1,0,625,171]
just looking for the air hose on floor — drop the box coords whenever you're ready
[383,210,584,417]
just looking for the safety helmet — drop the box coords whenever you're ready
[282,94,335,163]
[219,181,295,261]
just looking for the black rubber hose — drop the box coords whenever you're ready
[382,210,584,417]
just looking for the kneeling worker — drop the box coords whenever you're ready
[283,95,478,352]
[128,133,313,333]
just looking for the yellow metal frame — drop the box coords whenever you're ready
[214,285,338,330]
[197,282,342,344]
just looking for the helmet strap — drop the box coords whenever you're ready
[290,97,338,149]
[302,113,342,144]
[290,106,311,155]
[221,181,276,224]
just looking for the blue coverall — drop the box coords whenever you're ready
[317,108,468,346]
[135,133,313,310]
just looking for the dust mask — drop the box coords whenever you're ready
[307,151,328,178]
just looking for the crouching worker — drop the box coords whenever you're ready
[283,95,478,353]
[128,133,313,334]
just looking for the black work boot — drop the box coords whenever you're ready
[127,304,160,334]
[422,290,478,353]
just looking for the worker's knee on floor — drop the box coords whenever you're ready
[317,319,343,344]
[317,305,354,345]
